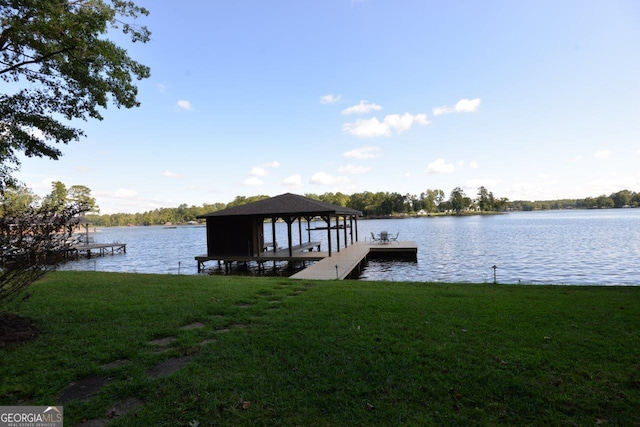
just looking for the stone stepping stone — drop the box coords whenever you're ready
[147,356,191,379]
[180,322,205,330]
[149,337,176,346]
[58,376,111,402]
[101,359,130,370]
[213,328,230,334]
[199,338,216,346]
[236,303,254,308]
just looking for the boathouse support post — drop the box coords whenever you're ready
[322,215,332,256]
[305,216,313,242]
[285,217,294,257]
[353,216,358,242]
[298,217,303,246]
[271,218,277,253]
[343,216,348,248]
[335,216,340,252]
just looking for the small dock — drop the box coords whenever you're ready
[196,242,325,273]
[69,243,127,259]
[290,241,417,280]
[196,241,417,277]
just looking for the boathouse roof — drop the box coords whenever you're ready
[197,193,362,218]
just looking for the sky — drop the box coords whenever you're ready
[14,0,640,214]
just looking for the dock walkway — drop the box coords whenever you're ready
[290,241,417,280]
[70,243,127,259]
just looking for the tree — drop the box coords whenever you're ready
[610,190,633,208]
[449,187,466,215]
[0,0,151,192]
[43,180,68,208]
[69,184,99,213]
[0,198,88,307]
[0,184,37,216]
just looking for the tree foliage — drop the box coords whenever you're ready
[0,199,88,306]
[0,0,151,192]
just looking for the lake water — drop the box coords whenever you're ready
[61,209,640,285]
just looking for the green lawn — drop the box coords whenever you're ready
[1,271,639,426]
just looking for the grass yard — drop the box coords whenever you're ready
[1,271,639,426]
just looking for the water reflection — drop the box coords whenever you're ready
[61,209,640,285]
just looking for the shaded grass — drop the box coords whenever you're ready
[1,271,639,426]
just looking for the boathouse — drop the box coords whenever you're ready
[195,193,362,272]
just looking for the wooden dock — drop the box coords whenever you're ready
[290,241,417,280]
[196,242,325,272]
[196,241,417,277]
[69,243,127,259]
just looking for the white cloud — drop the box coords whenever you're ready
[114,188,138,198]
[636,149,640,157]
[569,155,583,163]
[250,161,280,177]
[281,174,303,188]
[433,98,481,116]
[251,167,268,177]
[176,100,193,111]
[469,161,479,169]
[320,94,341,104]
[162,170,184,178]
[594,150,611,159]
[343,113,430,138]
[242,177,263,186]
[310,171,337,185]
[426,158,455,174]
[309,171,352,186]
[339,164,371,174]
[341,100,383,115]
[343,146,382,159]
[455,98,481,113]
[262,161,280,168]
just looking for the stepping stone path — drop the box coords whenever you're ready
[58,376,111,403]
[147,356,192,379]
[148,336,176,346]
[180,322,205,330]
[67,288,315,424]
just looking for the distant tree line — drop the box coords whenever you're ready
[510,189,640,211]
[83,187,639,226]
[3,183,637,227]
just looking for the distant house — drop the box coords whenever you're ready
[195,193,362,266]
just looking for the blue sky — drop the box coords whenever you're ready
[15,0,640,214]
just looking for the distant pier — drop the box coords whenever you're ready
[69,242,127,259]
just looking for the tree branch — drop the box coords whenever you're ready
[0,46,75,76]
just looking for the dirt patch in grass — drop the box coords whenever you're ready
[0,313,38,348]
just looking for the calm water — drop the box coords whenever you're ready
[61,209,640,285]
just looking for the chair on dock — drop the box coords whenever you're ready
[389,232,399,243]
[370,232,380,243]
